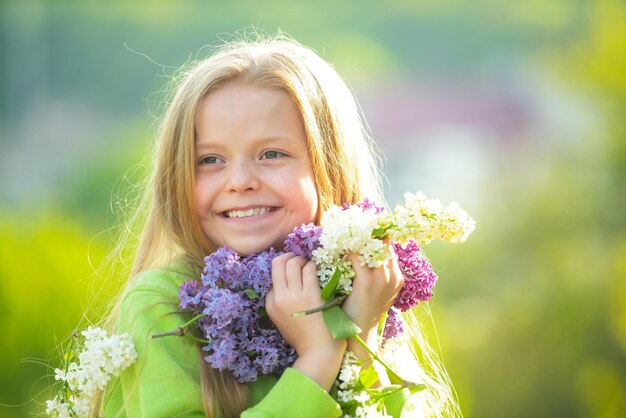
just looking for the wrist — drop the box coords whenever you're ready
[346,332,390,388]
[293,340,347,391]
[348,329,378,360]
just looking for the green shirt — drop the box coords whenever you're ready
[104,265,407,417]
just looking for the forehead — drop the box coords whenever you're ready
[195,83,306,146]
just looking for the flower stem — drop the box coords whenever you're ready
[352,334,417,387]
[291,296,346,317]
[152,313,206,340]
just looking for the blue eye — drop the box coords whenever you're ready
[198,155,224,165]
[261,150,283,160]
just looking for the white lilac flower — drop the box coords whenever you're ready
[439,201,476,243]
[71,396,91,417]
[47,327,137,417]
[53,368,66,382]
[355,404,390,418]
[315,205,386,267]
[46,397,70,418]
[316,259,354,295]
[338,365,360,390]
[337,388,356,402]
[335,351,390,417]
[390,191,475,246]
[357,238,388,268]
[391,192,443,245]
[337,351,360,387]
[353,391,371,404]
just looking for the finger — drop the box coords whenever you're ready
[346,252,368,273]
[301,260,319,291]
[285,256,307,292]
[386,245,405,289]
[347,252,379,290]
[272,252,296,295]
[265,288,275,316]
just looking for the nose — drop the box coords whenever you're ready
[225,160,259,192]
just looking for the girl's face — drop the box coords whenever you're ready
[194,82,318,256]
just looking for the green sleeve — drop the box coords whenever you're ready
[243,368,409,418]
[105,268,205,418]
[242,368,342,418]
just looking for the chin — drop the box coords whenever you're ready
[230,240,282,257]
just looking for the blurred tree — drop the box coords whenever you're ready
[425,1,626,416]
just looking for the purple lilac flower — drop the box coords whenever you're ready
[179,280,202,310]
[201,246,247,289]
[203,337,238,370]
[383,308,405,339]
[201,288,249,326]
[392,240,438,311]
[179,246,296,383]
[284,223,322,259]
[342,198,385,214]
[242,249,277,295]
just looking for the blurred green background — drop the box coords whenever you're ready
[1,0,625,416]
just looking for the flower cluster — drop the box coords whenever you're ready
[392,240,438,312]
[178,246,297,383]
[175,191,473,415]
[283,222,322,259]
[46,327,137,417]
[390,191,476,245]
[333,351,392,418]
[307,192,473,301]
[382,307,405,340]
[314,202,389,269]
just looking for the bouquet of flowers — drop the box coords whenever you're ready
[46,327,137,418]
[177,247,296,383]
[166,191,475,417]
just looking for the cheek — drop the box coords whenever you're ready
[194,177,215,215]
[296,176,319,219]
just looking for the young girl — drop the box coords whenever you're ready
[100,35,459,417]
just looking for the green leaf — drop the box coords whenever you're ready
[371,227,388,238]
[409,383,427,394]
[387,368,405,385]
[368,384,403,398]
[377,311,388,336]
[258,307,268,317]
[244,288,260,299]
[359,364,380,388]
[322,306,361,338]
[321,267,342,301]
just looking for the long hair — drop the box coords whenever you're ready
[102,34,458,417]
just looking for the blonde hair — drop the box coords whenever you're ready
[102,34,458,417]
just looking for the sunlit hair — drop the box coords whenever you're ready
[100,34,459,417]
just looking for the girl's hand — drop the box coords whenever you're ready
[341,244,404,383]
[266,252,346,391]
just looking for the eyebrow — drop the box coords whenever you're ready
[194,136,293,150]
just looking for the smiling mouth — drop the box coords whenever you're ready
[222,207,277,219]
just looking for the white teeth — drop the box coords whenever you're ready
[225,207,272,218]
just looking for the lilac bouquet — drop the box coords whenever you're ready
[284,222,438,340]
[297,194,474,342]
[177,247,296,383]
[161,191,474,415]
